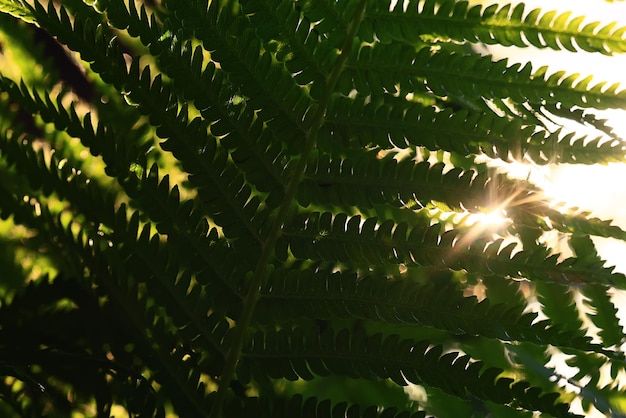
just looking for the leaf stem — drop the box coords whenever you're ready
[208,1,367,416]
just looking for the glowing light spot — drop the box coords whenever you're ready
[452,208,513,254]
[465,209,510,228]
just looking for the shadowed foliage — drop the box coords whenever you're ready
[1,0,626,416]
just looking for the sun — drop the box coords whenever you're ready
[465,209,509,228]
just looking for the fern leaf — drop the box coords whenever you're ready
[542,103,622,141]
[0,274,181,416]
[162,0,313,145]
[568,235,626,347]
[257,268,609,356]
[0,43,266,242]
[244,327,579,417]
[281,211,626,287]
[366,0,626,55]
[300,150,602,220]
[536,282,585,334]
[0,78,251,306]
[239,0,332,84]
[583,285,625,348]
[301,151,488,212]
[3,0,626,415]
[224,394,426,418]
[1,26,268,242]
[0,0,35,24]
[0,124,235,395]
[346,47,626,111]
[324,95,626,164]
[89,216,228,415]
[102,1,288,197]
[545,210,626,241]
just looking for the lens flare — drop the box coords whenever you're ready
[465,209,510,229]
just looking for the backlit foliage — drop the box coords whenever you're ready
[1,0,626,416]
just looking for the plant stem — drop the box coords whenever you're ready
[208,1,367,416]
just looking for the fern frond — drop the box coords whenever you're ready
[2,76,243,276]
[0,127,233,414]
[568,235,626,347]
[324,95,626,164]
[162,0,313,146]
[2,0,626,415]
[83,214,228,415]
[536,282,585,334]
[365,0,626,54]
[299,150,555,215]
[257,268,609,356]
[346,47,626,110]
[243,327,578,417]
[224,394,425,418]
[582,285,625,347]
[1,3,270,242]
[467,187,626,246]
[239,0,331,82]
[0,78,247,304]
[0,181,86,277]
[280,211,626,287]
[0,0,35,25]
[0,275,167,416]
[102,0,289,197]
[301,151,479,211]
[542,103,622,141]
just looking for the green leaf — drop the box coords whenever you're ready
[0,0,36,24]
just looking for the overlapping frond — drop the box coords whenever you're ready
[162,0,314,146]
[0,176,227,414]
[1,0,626,416]
[324,95,626,164]
[243,326,578,417]
[344,45,626,110]
[19,1,274,243]
[0,0,35,24]
[279,211,626,287]
[257,268,608,355]
[102,0,289,198]
[224,395,426,418]
[365,0,626,54]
